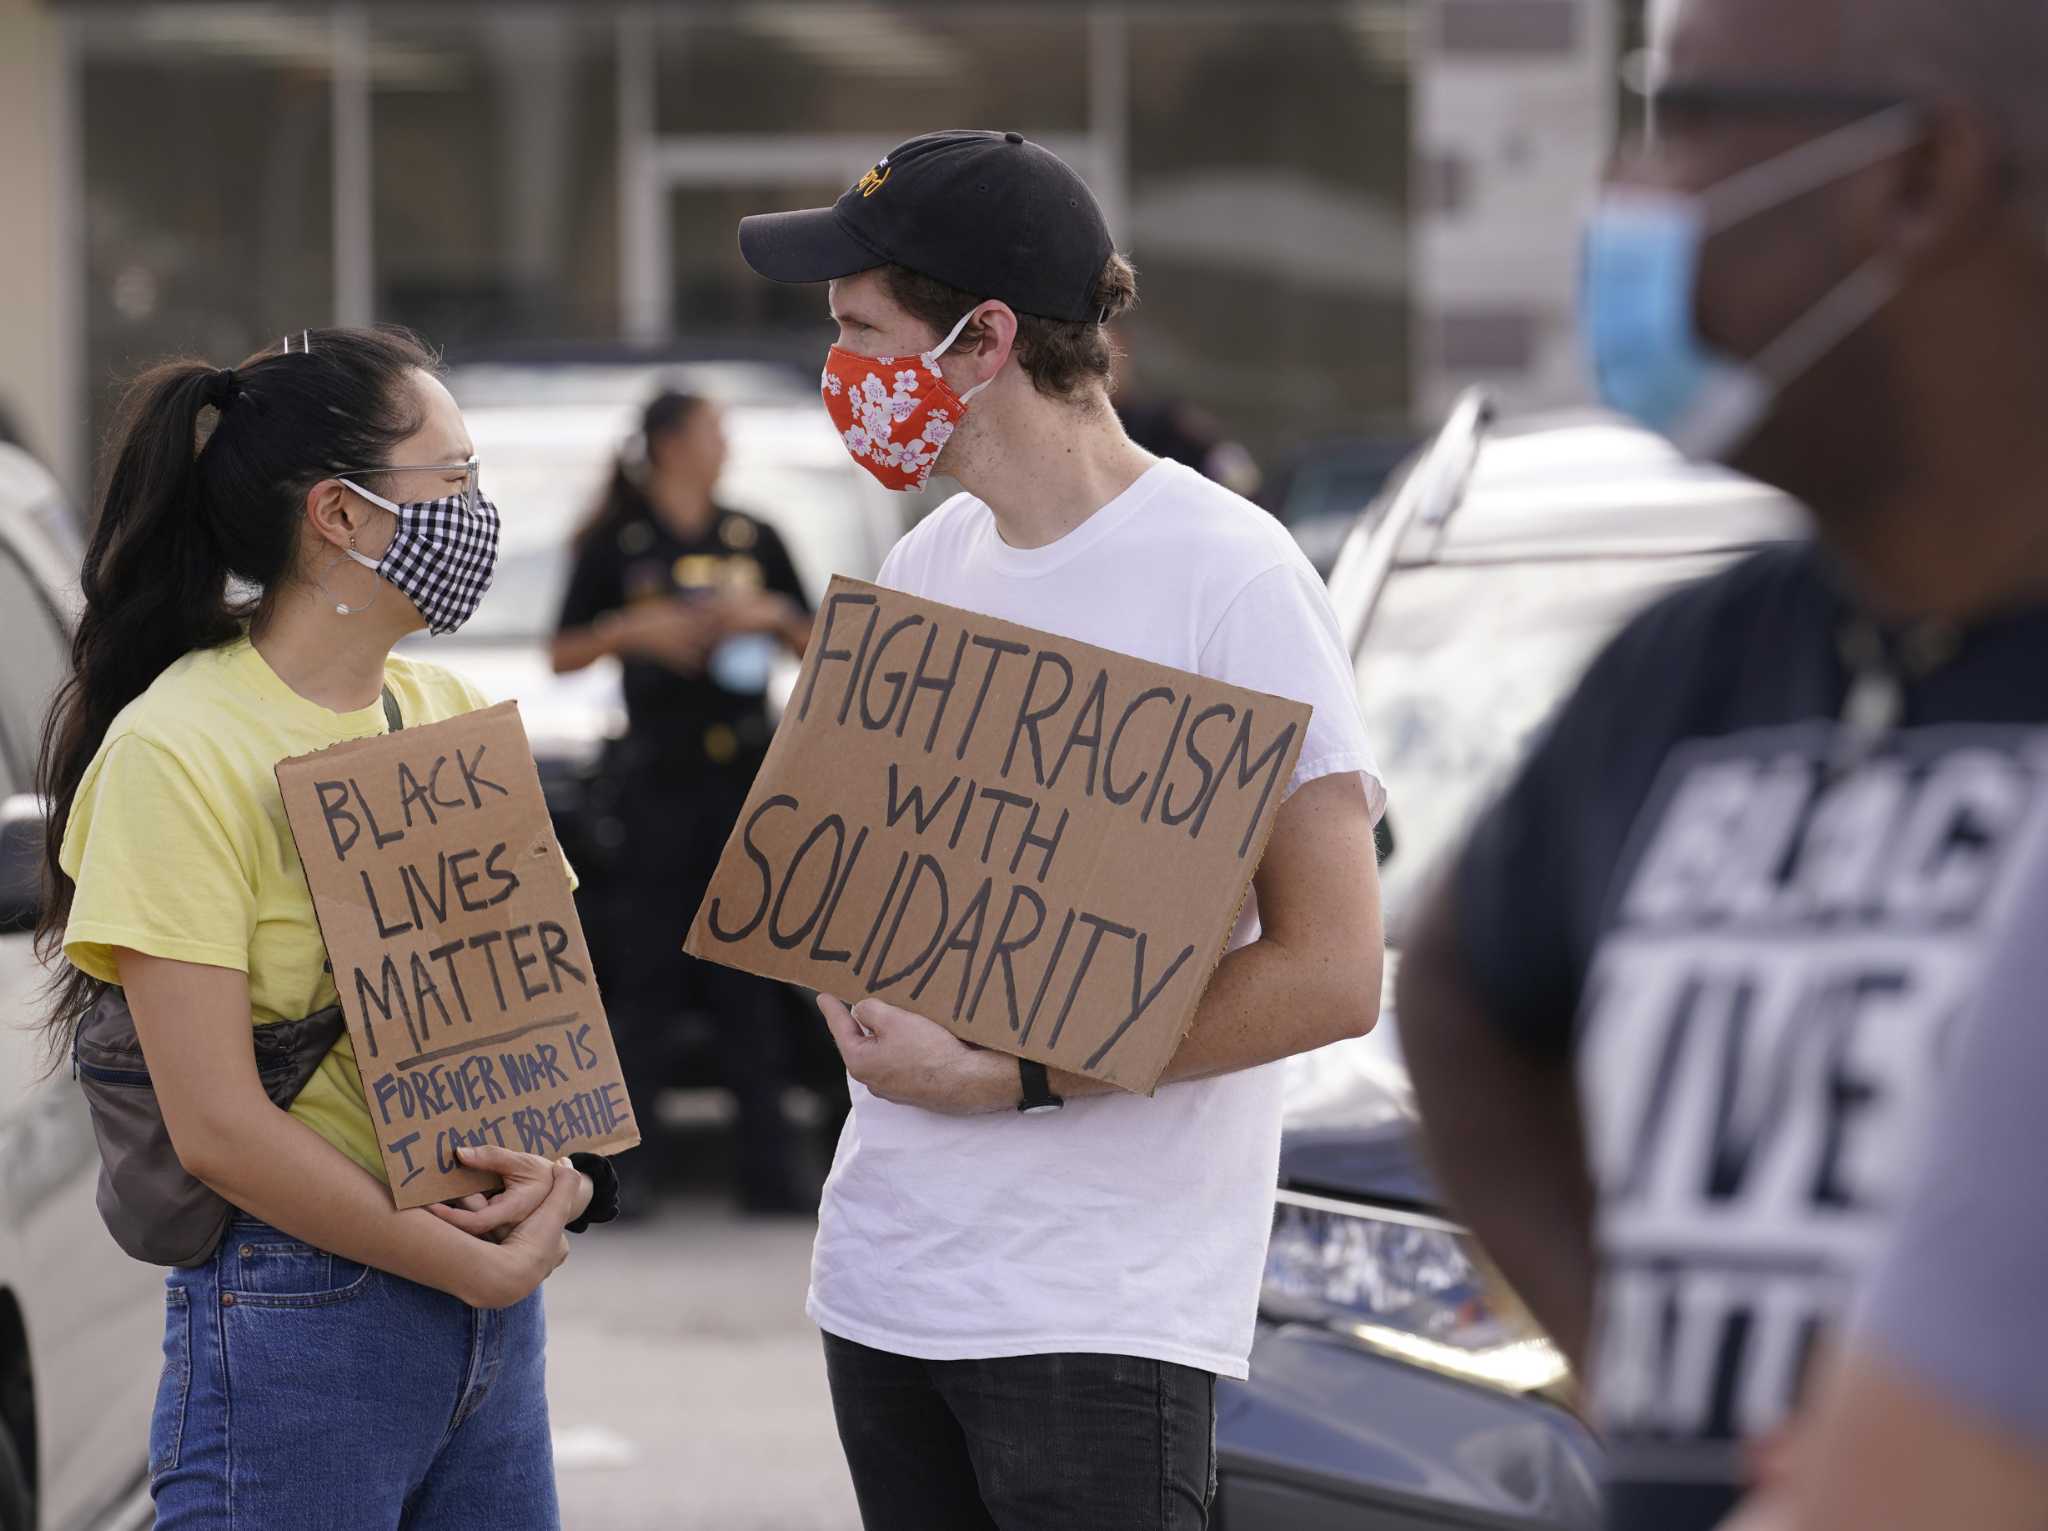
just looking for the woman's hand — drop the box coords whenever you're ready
[603,599,721,673]
[461,1157,593,1310]
[711,590,810,654]
[430,1145,592,1242]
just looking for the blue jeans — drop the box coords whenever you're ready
[150,1217,559,1530]
[823,1332,1216,1530]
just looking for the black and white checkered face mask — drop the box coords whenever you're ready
[338,479,500,635]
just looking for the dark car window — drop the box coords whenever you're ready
[0,546,69,795]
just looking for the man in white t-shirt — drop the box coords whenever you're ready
[738,130,1386,1530]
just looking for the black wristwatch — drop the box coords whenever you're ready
[1017,1058,1065,1115]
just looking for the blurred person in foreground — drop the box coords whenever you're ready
[1721,848,2048,1531]
[1395,0,2048,1527]
[551,391,813,1214]
[738,130,1385,1529]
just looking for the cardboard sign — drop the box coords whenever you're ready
[684,577,1311,1094]
[277,702,639,1208]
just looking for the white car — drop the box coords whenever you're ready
[425,361,923,765]
[0,444,158,1531]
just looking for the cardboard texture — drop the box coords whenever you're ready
[277,702,639,1208]
[685,577,1311,1094]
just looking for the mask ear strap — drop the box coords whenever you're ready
[335,477,404,567]
[927,306,999,403]
[1701,104,1921,233]
[337,477,402,515]
[926,306,982,362]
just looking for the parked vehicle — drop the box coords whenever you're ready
[1264,434,1416,578]
[0,443,159,1531]
[1216,394,1808,1529]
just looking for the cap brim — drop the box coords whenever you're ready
[738,207,884,285]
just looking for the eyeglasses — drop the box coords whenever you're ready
[333,458,482,516]
[1620,51,1914,144]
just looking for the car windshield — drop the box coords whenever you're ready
[1356,552,1737,930]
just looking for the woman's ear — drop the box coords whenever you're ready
[303,478,372,552]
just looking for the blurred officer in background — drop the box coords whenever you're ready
[553,390,814,1214]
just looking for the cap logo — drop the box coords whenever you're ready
[857,159,891,198]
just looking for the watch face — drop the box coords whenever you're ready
[1020,1102,1065,1115]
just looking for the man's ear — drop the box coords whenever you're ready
[1887,97,2009,277]
[963,302,1020,389]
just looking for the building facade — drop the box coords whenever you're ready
[2,0,1636,503]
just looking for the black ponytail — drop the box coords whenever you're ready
[571,389,705,557]
[34,325,439,1061]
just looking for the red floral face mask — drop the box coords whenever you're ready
[821,308,992,492]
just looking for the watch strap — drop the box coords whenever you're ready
[1017,1057,1064,1113]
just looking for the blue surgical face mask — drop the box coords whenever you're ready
[1582,107,1921,461]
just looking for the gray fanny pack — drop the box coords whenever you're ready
[73,992,346,1267]
[71,685,400,1268]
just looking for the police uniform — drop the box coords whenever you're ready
[556,501,811,1209]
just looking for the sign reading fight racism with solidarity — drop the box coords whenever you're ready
[685,577,1311,1094]
[277,704,639,1208]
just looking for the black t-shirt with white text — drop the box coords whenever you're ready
[1454,543,2048,1530]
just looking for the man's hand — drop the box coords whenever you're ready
[430,1145,593,1242]
[817,995,1015,1115]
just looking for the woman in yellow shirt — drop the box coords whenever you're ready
[36,328,604,1529]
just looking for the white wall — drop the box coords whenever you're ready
[1411,0,1616,420]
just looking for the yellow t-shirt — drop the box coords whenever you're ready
[61,636,497,1181]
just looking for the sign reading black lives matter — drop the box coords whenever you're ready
[685,577,1312,1094]
[278,703,639,1208]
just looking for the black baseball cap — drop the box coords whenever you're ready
[738,130,1115,324]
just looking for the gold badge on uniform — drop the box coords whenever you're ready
[674,554,722,590]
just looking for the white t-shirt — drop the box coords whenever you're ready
[807,459,1384,1379]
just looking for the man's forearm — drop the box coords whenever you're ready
[1397,889,1596,1368]
[1049,932,1381,1099]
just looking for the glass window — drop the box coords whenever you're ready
[1123,7,1413,473]
[670,179,849,357]
[371,13,620,351]
[653,11,1089,138]
[77,7,336,477]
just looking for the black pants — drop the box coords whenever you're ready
[823,1333,1216,1531]
[597,742,798,1206]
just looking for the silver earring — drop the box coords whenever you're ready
[320,537,378,617]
